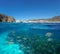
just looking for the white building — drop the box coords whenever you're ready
[16,20,20,23]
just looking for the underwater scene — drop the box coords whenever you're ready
[0,23,60,54]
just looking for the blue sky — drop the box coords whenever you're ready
[0,0,60,20]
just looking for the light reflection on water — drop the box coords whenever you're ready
[0,23,60,54]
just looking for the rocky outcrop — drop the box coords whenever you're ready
[49,16,60,21]
[0,14,15,22]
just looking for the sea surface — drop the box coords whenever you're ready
[0,22,60,54]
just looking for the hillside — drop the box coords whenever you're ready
[49,16,60,21]
[0,14,16,22]
[27,16,60,22]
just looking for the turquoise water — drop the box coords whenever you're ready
[0,23,60,54]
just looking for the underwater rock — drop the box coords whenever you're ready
[45,32,52,37]
[47,38,53,42]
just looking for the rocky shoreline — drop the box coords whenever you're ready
[0,14,60,23]
[0,14,15,22]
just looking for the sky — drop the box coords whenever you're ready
[0,0,60,20]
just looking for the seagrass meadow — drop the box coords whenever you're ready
[0,23,60,54]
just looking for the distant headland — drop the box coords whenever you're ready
[0,14,15,22]
[0,14,60,23]
[26,16,60,23]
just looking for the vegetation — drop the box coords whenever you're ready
[6,30,60,54]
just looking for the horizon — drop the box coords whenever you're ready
[0,0,60,20]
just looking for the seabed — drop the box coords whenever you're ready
[0,23,60,54]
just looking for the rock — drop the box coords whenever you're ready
[0,14,15,22]
[50,16,60,21]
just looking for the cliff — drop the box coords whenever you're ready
[0,14,16,22]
